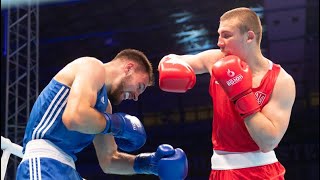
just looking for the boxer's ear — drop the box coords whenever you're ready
[247,30,255,43]
[124,62,134,75]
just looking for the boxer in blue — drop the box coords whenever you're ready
[16,49,188,180]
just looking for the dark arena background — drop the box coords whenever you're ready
[1,0,318,180]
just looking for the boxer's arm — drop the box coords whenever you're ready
[93,141,188,178]
[93,134,137,175]
[94,99,136,175]
[159,49,224,75]
[159,50,225,93]
[62,57,108,134]
[134,144,188,179]
[244,70,296,152]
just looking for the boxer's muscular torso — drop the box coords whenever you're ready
[209,61,281,152]
[22,58,108,161]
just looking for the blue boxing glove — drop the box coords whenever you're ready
[158,148,188,180]
[134,144,188,180]
[101,112,146,152]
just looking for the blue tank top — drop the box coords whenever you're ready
[22,79,108,161]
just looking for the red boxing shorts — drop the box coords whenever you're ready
[209,161,285,180]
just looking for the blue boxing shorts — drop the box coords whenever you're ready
[16,139,83,180]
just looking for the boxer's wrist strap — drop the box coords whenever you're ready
[133,153,157,175]
[100,113,111,134]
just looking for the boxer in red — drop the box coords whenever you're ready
[158,7,296,180]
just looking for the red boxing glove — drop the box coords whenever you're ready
[212,55,260,118]
[158,55,196,93]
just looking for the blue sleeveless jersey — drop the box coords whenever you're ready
[22,79,108,161]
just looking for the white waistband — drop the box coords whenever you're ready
[211,150,278,170]
[22,139,75,169]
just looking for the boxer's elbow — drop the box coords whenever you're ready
[99,151,119,174]
[100,158,113,174]
[259,146,275,153]
[258,139,279,153]
[62,109,82,131]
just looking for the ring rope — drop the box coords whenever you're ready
[1,136,23,180]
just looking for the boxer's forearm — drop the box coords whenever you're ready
[100,151,136,175]
[94,135,136,175]
[244,112,284,152]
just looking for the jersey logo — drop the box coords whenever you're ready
[255,91,266,105]
[101,96,105,104]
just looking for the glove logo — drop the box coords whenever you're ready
[164,56,171,61]
[165,58,190,68]
[101,96,105,104]
[225,69,243,87]
[227,69,235,77]
[125,115,142,131]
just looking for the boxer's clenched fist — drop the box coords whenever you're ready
[158,55,196,93]
[134,144,188,180]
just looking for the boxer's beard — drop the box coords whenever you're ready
[108,76,129,105]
